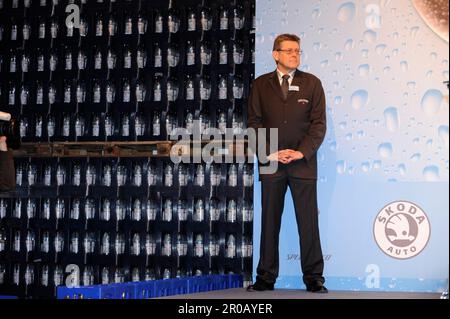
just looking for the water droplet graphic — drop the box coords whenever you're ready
[373,160,382,169]
[378,143,393,158]
[358,64,370,76]
[345,133,353,141]
[344,39,354,51]
[364,30,377,43]
[351,90,369,110]
[312,8,321,19]
[375,44,387,55]
[334,96,342,104]
[313,42,322,51]
[421,89,443,116]
[336,160,346,174]
[361,162,371,172]
[407,82,416,90]
[383,66,391,74]
[438,125,449,149]
[335,52,344,61]
[383,107,399,132]
[400,61,408,71]
[398,164,406,176]
[430,52,437,60]
[339,121,347,129]
[361,49,369,58]
[423,166,439,181]
[410,153,421,162]
[337,2,356,22]
[410,26,419,38]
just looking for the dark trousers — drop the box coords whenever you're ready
[256,175,325,286]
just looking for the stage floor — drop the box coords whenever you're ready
[160,288,442,299]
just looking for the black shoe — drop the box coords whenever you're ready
[247,280,275,292]
[306,281,328,293]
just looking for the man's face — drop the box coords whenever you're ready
[272,40,301,71]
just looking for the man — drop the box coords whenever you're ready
[0,136,16,192]
[247,34,327,293]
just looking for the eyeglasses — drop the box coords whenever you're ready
[277,49,302,55]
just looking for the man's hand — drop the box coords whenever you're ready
[267,149,304,164]
[0,136,7,152]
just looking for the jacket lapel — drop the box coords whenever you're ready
[268,71,285,101]
[287,70,302,101]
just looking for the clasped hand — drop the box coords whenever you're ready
[267,149,304,164]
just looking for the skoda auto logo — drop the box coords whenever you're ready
[373,201,430,259]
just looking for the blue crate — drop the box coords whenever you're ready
[110,283,137,299]
[0,295,18,299]
[170,278,189,295]
[228,274,243,288]
[57,285,102,299]
[134,281,156,299]
[211,274,229,290]
[154,279,172,297]
[188,276,210,293]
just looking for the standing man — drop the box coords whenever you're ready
[247,34,327,293]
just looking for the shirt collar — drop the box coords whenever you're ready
[276,68,296,81]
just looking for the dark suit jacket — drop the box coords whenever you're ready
[0,150,16,192]
[247,69,326,180]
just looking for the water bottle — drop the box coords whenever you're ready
[137,13,147,34]
[154,11,163,33]
[132,268,140,282]
[195,165,205,186]
[20,85,29,105]
[145,268,155,281]
[75,115,85,136]
[41,265,49,286]
[25,265,34,285]
[70,198,80,219]
[82,267,94,286]
[101,233,110,255]
[13,264,20,285]
[106,81,115,103]
[132,233,140,255]
[50,19,58,38]
[162,233,171,256]
[153,76,162,101]
[23,21,31,40]
[55,199,65,220]
[70,232,79,254]
[36,81,44,105]
[13,230,21,252]
[41,231,50,253]
[92,48,102,70]
[243,201,254,222]
[0,200,6,219]
[209,235,218,257]
[108,15,117,36]
[56,164,66,186]
[123,79,130,102]
[163,268,171,279]
[38,19,46,39]
[101,267,110,285]
[219,41,228,65]
[227,199,237,223]
[233,6,245,30]
[145,234,155,255]
[243,165,253,187]
[79,18,88,37]
[194,234,204,257]
[136,80,146,102]
[152,113,161,136]
[65,48,72,70]
[86,164,96,186]
[167,79,179,102]
[54,231,64,253]
[200,43,211,65]
[49,51,58,71]
[228,164,238,187]
[124,14,133,35]
[168,10,180,33]
[134,114,145,137]
[154,43,162,67]
[226,234,236,258]
[115,199,126,221]
[232,112,244,134]
[219,6,229,30]
[167,46,179,67]
[64,81,71,103]
[164,164,174,187]
[137,47,146,69]
[37,50,44,71]
[101,198,110,221]
[95,14,103,37]
[123,45,132,69]
[210,199,220,221]
[177,200,187,221]
[8,84,15,105]
[115,233,125,255]
[107,49,116,69]
[102,164,112,186]
[132,198,141,221]
[77,50,87,70]
[185,111,194,134]
[42,198,51,219]
[185,77,195,102]
[54,266,63,287]
[27,164,37,186]
[133,165,142,187]
[178,164,188,186]
[187,9,196,31]
[199,77,211,100]
[177,233,187,256]
[21,54,30,72]
[85,198,95,220]
[194,199,204,222]
[48,84,56,105]
[233,43,244,65]
[117,165,127,186]
[210,164,221,186]
[200,8,212,31]
[186,41,195,66]
[26,198,36,219]
[163,199,172,222]
[121,114,130,137]
[199,113,210,135]
[93,80,101,103]
[146,200,157,221]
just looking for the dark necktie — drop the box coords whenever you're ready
[281,74,290,100]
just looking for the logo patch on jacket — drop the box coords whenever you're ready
[298,98,309,104]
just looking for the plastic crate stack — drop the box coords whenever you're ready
[57,273,243,299]
[0,0,255,299]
